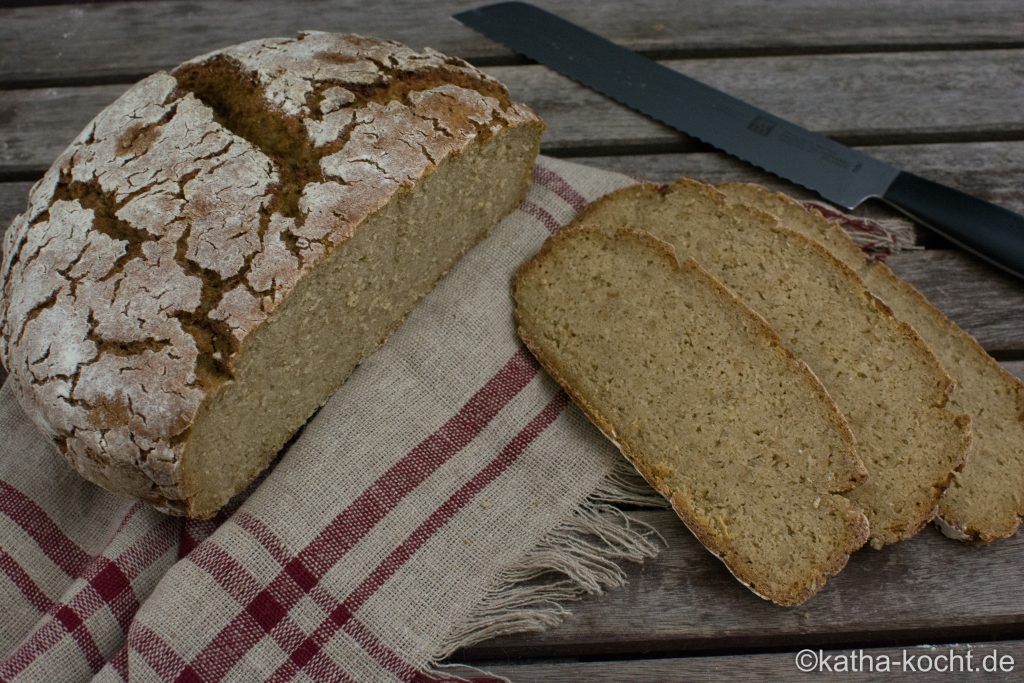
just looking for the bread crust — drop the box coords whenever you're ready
[574,179,970,548]
[0,32,543,514]
[513,225,869,606]
[719,182,1022,542]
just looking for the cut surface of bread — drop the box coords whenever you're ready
[0,33,544,516]
[182,124,541,516]
[719,182,1024,541]
[577,180,970,548]
[514,225,868,606]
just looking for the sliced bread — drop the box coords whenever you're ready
[719,182,1024,541]
[576,179,971,548]
[513,225,868,605]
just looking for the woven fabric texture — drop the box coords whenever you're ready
[0,157,906,681]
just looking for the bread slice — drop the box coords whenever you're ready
[576,179,970,548]
[514,225,868,605]
[719,182,1024,541]
[0,33,543,516]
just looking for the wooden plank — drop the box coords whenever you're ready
[0,134,1009,250]
[1003,361,1024,379]
[2,0,1024,86]
[3,0,149,8]
[482,641,1024,682]
[577,142,1024,216]
[0,85,108,178]
[4,50,1024,177]
[0,183,31,385]
[459,506,1024,660]
[888,251,1024,353]
[496,51,1024,155]
[0,182,32,229]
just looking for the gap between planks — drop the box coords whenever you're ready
[4,49,1024,179]
[3,0,1024,86]
[476,640,1024,682]
[8,41,1024,90]
[454,505,1024,662]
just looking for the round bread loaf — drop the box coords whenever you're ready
[0,32,543,516]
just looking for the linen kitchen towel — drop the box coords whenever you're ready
[0,156,911,682]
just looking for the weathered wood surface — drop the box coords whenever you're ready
[459,496,1024,660]
[484,641,1024,682]
[6,139,1024,242]
[582,142,1024,214]
[887,252,1024,353]
[0,182,33,228]
[3,1,1024,678]
[3,0,1023,86]
[4,49,1024,177]
[0,181,33,387]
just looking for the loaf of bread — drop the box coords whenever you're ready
[576,179,970,548]
[514,225,869,605]
[0,33,544,516]
[719,182,1024,541]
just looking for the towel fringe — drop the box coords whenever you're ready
[424,458,666,680]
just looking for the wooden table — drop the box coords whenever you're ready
[2,1,1024,680]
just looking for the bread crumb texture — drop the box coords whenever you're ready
[575,180,970,549]
[0,32,543,516]
[514,226,869,605]
[719,182,1024,542]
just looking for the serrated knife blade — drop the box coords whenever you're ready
[455,2,1024,279]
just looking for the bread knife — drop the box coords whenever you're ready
[455,2,1024,279]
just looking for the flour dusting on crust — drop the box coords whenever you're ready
[0,32,540,513]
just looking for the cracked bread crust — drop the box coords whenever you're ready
[0,32,542,514]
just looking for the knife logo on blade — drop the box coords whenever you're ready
[747,116,777,137]
[455,1,1024,279]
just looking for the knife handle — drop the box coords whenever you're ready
[881,171,1024,279]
